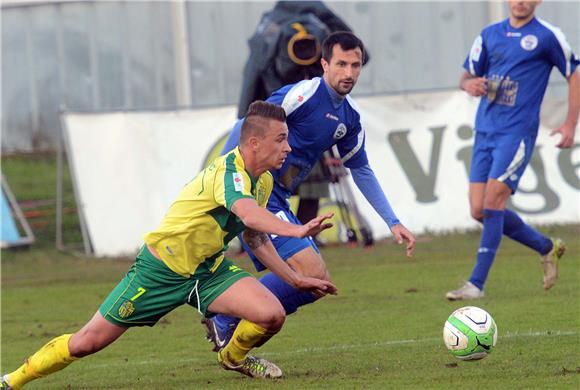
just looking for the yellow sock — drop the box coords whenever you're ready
[6,334,78,389]
[219,320,277,364]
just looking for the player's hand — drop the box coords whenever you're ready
[294,275,338,296]
[550,122,577,148]
[462,77,487,97]
[391,224,415,257]
[297,213,334,238]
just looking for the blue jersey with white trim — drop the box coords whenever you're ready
[266,77,368,199]
[464,17,579,135]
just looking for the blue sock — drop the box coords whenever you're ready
[259,272,318,315]
[469,209,505,290]
[503,209,553,255]
[211,273,318,333]
[212,312,240,332]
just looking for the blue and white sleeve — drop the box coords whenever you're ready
[463,33,488,76]
[350,163,400,229]
[542,24,579,78]
[220,119,244,155]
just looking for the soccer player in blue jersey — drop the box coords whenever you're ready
[446,0,579,300]
[203,31,416,350]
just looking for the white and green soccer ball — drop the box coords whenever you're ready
[443,306,497,361]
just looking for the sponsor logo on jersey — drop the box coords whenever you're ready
[506,31,522,37]
[118,300,135,318]
[233,172,244,192]
[520,35,538,51]
[325,113,339,121]
[333,123,347,139]
[298,95,304,102]
[486,75,518,107]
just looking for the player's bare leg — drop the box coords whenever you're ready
[203,245,331,351]
[69,312,128,357]
[3,312,127,389]
[468,182,486,222]
[447,180,509,301]
[287,247,331,289]
[208,277,285,379]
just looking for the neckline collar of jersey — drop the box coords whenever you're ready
[233,146,258,186]
[322,77,346,109]
[506,15,536,30]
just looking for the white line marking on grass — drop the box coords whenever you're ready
[261,330,578,356]
[83,330,577,369]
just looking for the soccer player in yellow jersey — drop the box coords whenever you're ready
[1,101,337,389]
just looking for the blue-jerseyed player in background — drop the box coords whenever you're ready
[446,0,579,301]
[202,32,416,350]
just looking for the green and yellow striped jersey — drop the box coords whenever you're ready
[144,147,273,277]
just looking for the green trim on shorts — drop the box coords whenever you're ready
[99,246,252,327]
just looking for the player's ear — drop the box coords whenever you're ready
[321,57,329,72]
[248,135,259,150]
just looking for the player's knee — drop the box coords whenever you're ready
[262,306,286,332]
[483,194,508,210]
[306,267,328,280]
[470,207,484,222]
[294,259,328,280]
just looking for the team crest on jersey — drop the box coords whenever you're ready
[232,172,244,192]
[333,123,347,139]
[118,300,135,319]
[520,35,538,51]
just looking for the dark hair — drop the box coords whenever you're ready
[321,31,365,63]
[240,101,287,142]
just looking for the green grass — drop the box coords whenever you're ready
[2,153,83,247]
[2,226,579,389]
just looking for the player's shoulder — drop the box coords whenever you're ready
[480,19,505,38]
[216,148,245,173]
[344,95,363,124]
[345,95,362,115]
[535,17,568,42]
[280,77,323,116]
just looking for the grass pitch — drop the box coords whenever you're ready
[1,225,579,389]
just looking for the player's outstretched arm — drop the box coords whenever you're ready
[551,70,579,148]
[350,164,415,257]
[232,198,333,238]
[243,229,338,296]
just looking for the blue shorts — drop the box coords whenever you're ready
[469,132,536,194]
[242,198,320,272]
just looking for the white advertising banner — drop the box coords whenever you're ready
[63,91,579,257]
[354,91,579,238]
[64,108,236,257]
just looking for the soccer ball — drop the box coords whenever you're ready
[443,306,497,361]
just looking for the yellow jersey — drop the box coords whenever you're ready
[144,147,273,277]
